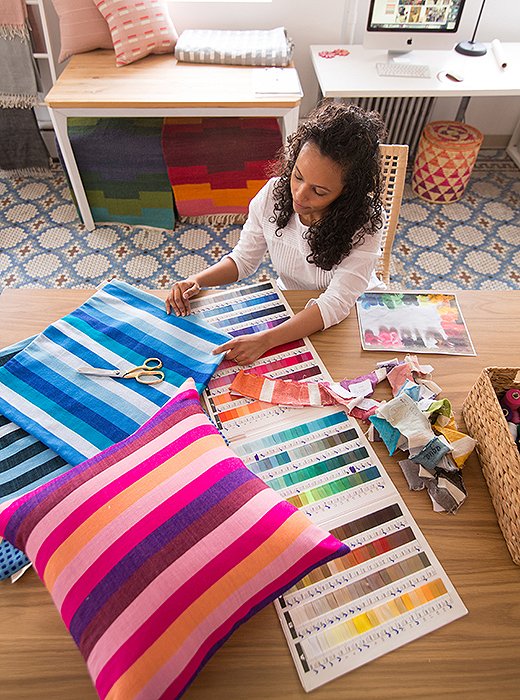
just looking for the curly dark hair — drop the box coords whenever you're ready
[269,101,387,270]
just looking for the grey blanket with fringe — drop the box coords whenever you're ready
[0,2,48,174]
[0,28,39,108]
[0,0,39,109]
[0,107,49,174]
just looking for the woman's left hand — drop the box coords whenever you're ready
[213,333,271,365]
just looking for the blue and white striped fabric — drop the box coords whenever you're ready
[0,280,231,465]
[0,337,71,498]
[0,336,70,580]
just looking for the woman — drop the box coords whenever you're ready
[166,101,387,365]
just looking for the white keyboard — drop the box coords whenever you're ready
[376,62,431,79]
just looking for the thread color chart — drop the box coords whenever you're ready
[191,282,330,440]
[356,292,475,356]
[193,281,467,692]
[233,406,397,524]
[274,497,467,692]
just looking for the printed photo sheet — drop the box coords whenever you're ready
[356,291,476,356]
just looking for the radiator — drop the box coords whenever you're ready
[343,96,436,158]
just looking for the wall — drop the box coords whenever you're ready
[456,0,520,142]
[165,0,348,116]
[44,0,520,141]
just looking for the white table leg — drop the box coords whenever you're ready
[506,117,520,169]
[48,108,95,231]
[282,106,300,143]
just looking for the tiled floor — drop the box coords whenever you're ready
[1,150,519,291]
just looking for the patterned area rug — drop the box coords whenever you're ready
[393,150,520,290]
[1,150,519,291]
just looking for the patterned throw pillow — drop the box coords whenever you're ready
[0,379,348,699]
[95,0,178,67]
[0,538,30,580]
[50,0,113,63]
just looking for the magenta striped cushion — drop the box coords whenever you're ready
[0,378,348,699]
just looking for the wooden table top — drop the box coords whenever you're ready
[1,287,519,699]
[45,50,302,111]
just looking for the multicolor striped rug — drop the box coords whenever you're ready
[161,116,282,218]
[64,116,282,228]
[66,117,175,229]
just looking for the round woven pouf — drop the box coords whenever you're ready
[412,121,483,203]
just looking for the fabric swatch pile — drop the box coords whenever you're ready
[230,355,477,513]
[366,357,476,514]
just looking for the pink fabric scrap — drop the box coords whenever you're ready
[387,363,415,396]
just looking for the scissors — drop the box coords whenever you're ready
[77,357,165,385]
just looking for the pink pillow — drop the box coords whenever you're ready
[51,0,113,63]
[0,378,349,698]
[95,0,178,67]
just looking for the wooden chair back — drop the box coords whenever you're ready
[376,143,409,284]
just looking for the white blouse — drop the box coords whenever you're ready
[227,178,384,329]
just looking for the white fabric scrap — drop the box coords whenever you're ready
[376,392,435,450]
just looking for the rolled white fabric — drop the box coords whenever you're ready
[491,39,507,69]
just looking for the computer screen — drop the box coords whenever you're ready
[364,0,481,54]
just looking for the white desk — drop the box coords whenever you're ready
[45,51,302,232]
[310,43,520,167]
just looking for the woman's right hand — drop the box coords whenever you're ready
[165,277,201,316]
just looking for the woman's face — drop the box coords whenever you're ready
[290,141,345,225]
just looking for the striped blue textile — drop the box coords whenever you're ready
[0,336,70,580]
[0,280,231,465]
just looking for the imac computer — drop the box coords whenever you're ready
[363,0,484,57]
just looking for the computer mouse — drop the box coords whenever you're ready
[445,72,464,82]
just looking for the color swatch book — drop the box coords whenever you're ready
[232,410,467,693]
[356,292,475,356]
[191,281,331,441]
[232,406,398,526]
[193,281,467,692]
[274,496,466,692]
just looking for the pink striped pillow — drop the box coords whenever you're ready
[51,0,113,63]
[0,378,348,699]
[95,0,178,67]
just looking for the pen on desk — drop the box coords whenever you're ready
[491,39,507,69]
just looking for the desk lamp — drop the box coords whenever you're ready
[455,0,487,56]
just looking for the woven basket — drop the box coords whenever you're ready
[462,367,520,565]
[412,121,483,203]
